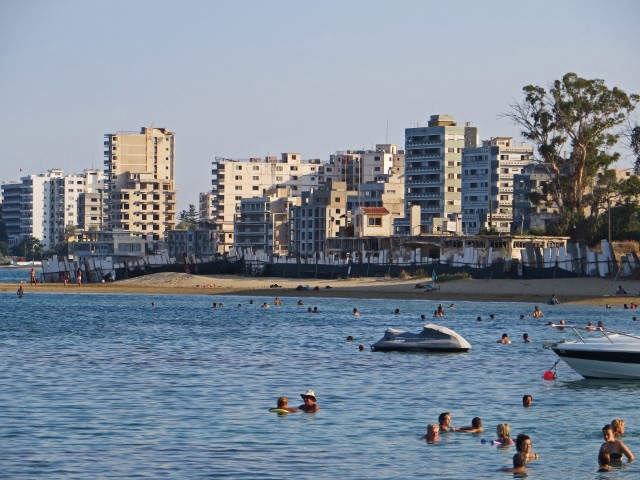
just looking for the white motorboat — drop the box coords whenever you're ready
[371,323,471,352]
[550,328,640,379]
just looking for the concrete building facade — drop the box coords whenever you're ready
[461,137,533,235]
[400,114,478,235]
[210,153,322,254]
[103,127,176,242]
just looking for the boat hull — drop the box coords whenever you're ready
[552,344,640,379]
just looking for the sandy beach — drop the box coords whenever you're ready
[3,272,639,306]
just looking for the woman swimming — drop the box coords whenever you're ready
[600,424,634,462]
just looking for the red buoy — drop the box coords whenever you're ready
[358,344,365,351]
[543,370,556,381]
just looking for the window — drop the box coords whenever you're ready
[252,186,259,190]
[368,217,382,226]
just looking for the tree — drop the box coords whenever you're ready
[504,73,639,221]
[627,123,640,175]
[11,236,43,260]
[177,204,199,230]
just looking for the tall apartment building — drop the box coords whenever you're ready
[320,144,403,190]
[210,153,322,253]
[77,169,107,232]
[291,181,355,257]
[399,115,478,235]
[1,181,24,246]
[461,137,533,235]
[103,127,176,242]
[513,163,559,232]
[199,191,216,222]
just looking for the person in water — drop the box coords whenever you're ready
[453,417,483,433]
[600,424,634,462]
[353,308,360,316]
[597,450,611,472]
[420,423,440,442]
[611,418,625,437]
[298,389,319,412]
[17,285,24,298]
[533,306,543,318]
[497,333,511,344]
[438,412,451,432]
[515,433,539,461]
[522,394,533,407]
[273,396,299,413]
[523,333,531,343]
[495,423,515,445]
[501,453,527,473]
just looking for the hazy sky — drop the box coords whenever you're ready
[1,0,638,211]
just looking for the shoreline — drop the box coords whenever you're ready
[2,272,639,306]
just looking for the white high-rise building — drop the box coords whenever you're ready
[461,137,533,235]
[210,153,322,253]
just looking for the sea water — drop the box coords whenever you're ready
[1,291,639,479]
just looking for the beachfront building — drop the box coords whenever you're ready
[513,163,560,232]
[210,153,322,254]
[77,170,107,232]
[398,114,478,235]
[461,137,534,235]
[290,181,356,257]
[0,181,23,246]
[199,191,216,222]
[234,189,299,256]
[167,226,217,262]
[319,144,403,190]
[103,127,177,244]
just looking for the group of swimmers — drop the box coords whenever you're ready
[271,389,319,414]
[422,401,633,472]
[421,408,540,473]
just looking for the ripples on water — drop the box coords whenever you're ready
[1,291,639,479]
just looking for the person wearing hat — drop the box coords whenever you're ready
[299,389,319,412]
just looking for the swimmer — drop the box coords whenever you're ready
[261,303,270,308]
[438,412,451,432]
[515,433,539,461]
[557,319,566,330]
[151,302,156,307]
[522,394,533,407]
[353,308,360,317]
[346,335,354,341]
[453,417,483,433]
[249,300,254,305]
[489,313,496,320]
[598,450,611,472]
[394,308,400,314]
[273,395,299,413]
[523,333,531,343]
[533,305,544,318]
[297,300,304,306]
[519,314,525,320]
[313,306,319,313]
[274,297,282,305]
[600,424,634,462]
[477,316,482,322]
[497,333,511,344]
[597,320,605,330]
[308,307,313,313]
[237,303,242,308]
[421,314,426,320]
[298,389,319,413]
[611,418,625,437]
[420,423,440,442]
[501,452,527,473]
[586,321,596,331]
[606,304,612,309]
[495,423,515,446]
[449,304,455,309]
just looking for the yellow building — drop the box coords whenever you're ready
[103,127,176,242]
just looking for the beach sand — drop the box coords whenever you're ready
[2,272,639,306]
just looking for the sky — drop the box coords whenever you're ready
[1,0,639,212]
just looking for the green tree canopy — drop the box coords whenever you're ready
[504,73,638,220]
[177,204,199,230]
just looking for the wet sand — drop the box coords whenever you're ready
[2,272,639,306]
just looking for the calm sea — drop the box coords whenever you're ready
[1,288,639,479]
[0,267,36,284]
